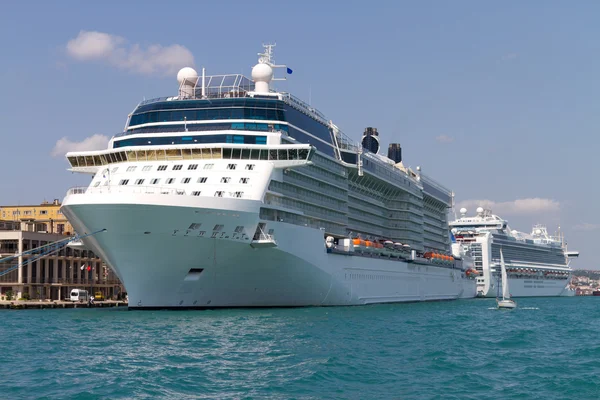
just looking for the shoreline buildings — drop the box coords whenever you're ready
[0,202,124,301]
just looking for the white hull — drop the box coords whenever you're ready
[497,299,517,309]
[481,277,572,298]
[62,194,477,309]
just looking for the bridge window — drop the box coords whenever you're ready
[227,163,236,170]
[240,178,249,184]
[150,178,160,185]
[142,165,152,171]
[221,177,231,183]
[204,164,214,170]
[119,179,129,185]
[135,179,145,185]
[173,165,183,171]
[182,178,191,184]
[214,191,224,197]
[188,164,198,170]
[245,164,255,170]
[197,177,208,183]
[158,165,167,171]
[233,191,243,198]
[126,166,137,172]
[166,178,175,184]
[192,191,201,196]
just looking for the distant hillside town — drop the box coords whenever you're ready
[571,270,600,296]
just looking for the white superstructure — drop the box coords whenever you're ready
[61,45,477,308]
[449,207,579,298]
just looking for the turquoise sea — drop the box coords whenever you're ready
[1,297,599,399]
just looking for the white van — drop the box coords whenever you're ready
[70,289,89,302]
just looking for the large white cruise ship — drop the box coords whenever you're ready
[449,207,579,297]
[61,45,476,309]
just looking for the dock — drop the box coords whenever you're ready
[0,300,128,309]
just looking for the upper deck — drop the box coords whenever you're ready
[450,208,564,248]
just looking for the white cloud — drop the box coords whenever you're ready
[456,198,560,216]
[573,223,600,232]
[435,135,455,144]
[65,30,195,76]
[51,134,110,157]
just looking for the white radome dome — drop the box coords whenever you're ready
[251,63,273,83]
[459,208,467,214]
[476,207,484,214]
[177,67,198,85]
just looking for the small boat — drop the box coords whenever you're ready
[497,249,517,310]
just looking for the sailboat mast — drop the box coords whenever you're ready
[500,249,509,300]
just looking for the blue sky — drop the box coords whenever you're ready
[1,1,597,268]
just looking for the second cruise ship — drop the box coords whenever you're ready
[450,207,579,297]
[61,45,476,308]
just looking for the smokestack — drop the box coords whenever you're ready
[361,127,381,154]
[388,143,402,163]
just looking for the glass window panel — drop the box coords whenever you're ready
[165,149,182,159]
[135,150,147,161]
[159,111,171,122]
[127,151,137,161]
[212,148,222,159]
[278,150,287,160]
[156,150,166,160]
[191,149,202,159]
[250,149,260,160]
[223,148,232,159]
[182,148,193,159]
[222,76,236,86]
[232,149,241,159]
[92,155,102,165]
[201,148,211,159]
[146,150,157,160]
[241,149,251,159]
[85,156,94,166]
[269,149,278,160]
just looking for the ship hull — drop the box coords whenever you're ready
[480,277,572,298]
[62,194,476,308]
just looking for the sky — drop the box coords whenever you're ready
[0,1,598,268]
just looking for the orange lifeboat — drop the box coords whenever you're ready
[352,239,366,252]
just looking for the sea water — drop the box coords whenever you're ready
[1,297,599,399]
